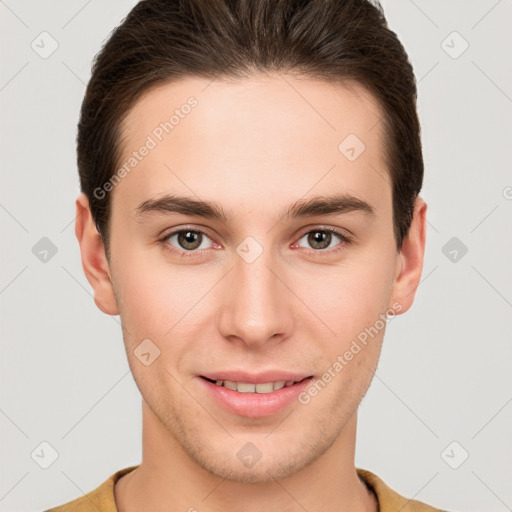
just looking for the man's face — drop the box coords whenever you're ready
[106,75,405,482]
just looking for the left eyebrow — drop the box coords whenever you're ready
[282,193,375,221]
[133,192,375,223]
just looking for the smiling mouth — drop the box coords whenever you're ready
[200,375,312,393]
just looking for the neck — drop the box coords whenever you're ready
[115,400,377,512]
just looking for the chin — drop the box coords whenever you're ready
[201,457,301,484]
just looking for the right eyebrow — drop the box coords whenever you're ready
[133,195,230,223]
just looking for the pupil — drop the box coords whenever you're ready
[309,231,330,249]
[179,231,200,250]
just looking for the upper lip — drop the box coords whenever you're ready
[199,371,313,384]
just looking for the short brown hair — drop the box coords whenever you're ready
[77,0,423,259]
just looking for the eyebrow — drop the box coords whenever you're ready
[133,193,375,223]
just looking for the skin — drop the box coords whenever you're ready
[75,74,427,512]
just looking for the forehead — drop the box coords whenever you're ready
[113,74,390,221]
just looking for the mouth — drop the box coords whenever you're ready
[199,375,312,393]
[198,374,315,417]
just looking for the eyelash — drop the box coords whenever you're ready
[157,226,352,259]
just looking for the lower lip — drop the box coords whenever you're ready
[198,376,314,418]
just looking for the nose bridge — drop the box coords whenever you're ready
[219,240,292,346]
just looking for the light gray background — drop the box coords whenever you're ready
[1,1,511,511]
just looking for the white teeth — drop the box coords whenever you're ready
[255,382,274,393]
[223,380,238,391]
[237,382,257,393]
[213,379,298,393]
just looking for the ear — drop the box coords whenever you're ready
[389,196,427,315]
[75,192,119,316]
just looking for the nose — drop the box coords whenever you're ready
[218,247,294,348]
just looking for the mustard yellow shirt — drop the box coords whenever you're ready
[44,465,446,511]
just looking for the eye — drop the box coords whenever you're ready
[159,228,216,258]
[158,226,352,259]
[295,227,351,254]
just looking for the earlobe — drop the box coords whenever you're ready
[75,192,119,316]
[389,196,427,315]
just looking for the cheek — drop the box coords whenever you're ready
[302,256,395,336]
[112,249,173,341]
[112,247,217,368]
[311,268,391,396]
[113,258,190,400]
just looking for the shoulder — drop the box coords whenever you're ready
[356,467,448,512]
[44,466,139,512]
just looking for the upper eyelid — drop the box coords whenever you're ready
[298,225,351,239]
[161,226,215,243]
